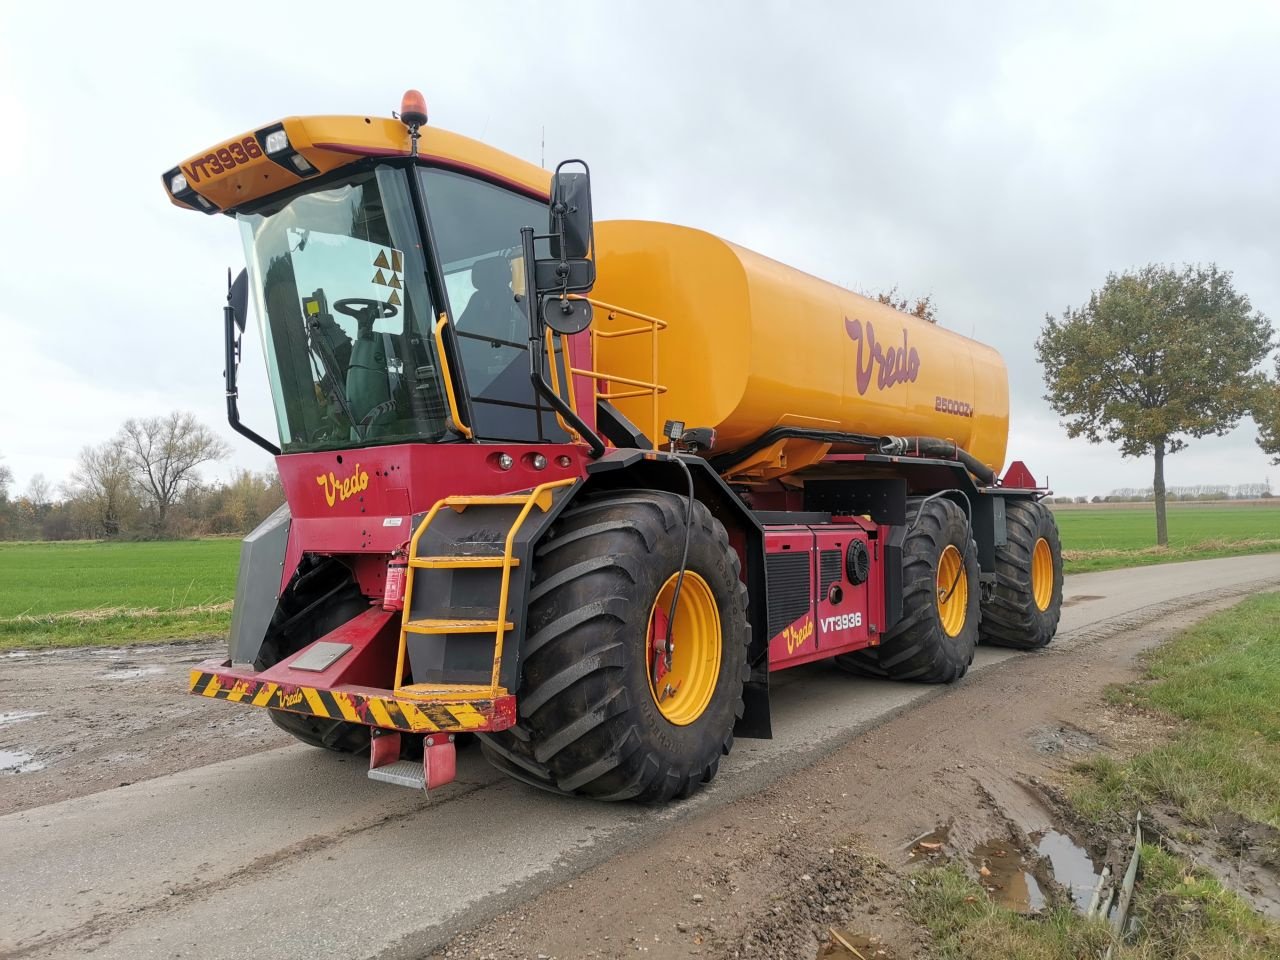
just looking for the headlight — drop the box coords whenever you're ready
[169,172,188,194]
[264,129,290,155]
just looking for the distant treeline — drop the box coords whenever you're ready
[0,413,284,542]
[1051,482,1274,505]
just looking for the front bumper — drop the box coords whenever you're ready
[189,661,516,734]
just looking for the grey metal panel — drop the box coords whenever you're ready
[228,503,291,667]
[290,641,352,672]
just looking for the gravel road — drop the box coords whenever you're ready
[1,554,1277,959]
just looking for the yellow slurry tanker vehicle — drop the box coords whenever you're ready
[165,91,1062,801]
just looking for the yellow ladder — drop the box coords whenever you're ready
[393,478,576,701]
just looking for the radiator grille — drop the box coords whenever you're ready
[766,552,811,637]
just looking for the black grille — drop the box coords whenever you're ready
[766,552,811,637]
[820,550,842,595]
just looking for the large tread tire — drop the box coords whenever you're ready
[259,557,372,754]
[835,496,978,683]
[979,499,1063,650]
[268,708,371,753]
[479,489,750,802]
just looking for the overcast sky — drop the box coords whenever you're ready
[2,1,1277,499]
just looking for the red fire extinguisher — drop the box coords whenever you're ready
[383,550,408,611]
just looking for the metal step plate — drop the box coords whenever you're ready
[367,759,425,790]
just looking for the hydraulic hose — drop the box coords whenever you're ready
[877,436,996,486]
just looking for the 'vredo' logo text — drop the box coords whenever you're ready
[844,317,921,395]
[316,464,370,508]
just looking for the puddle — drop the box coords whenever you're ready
[906,824,951,861]
[970,839,1045,912]
[0,711,46,728]
[1062,594,1104,607]
[1036,829,1101,910]
[101,665,166,680]
[0,749,46,774]
[819,927,896,959]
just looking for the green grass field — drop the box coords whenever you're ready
[0,540,240,649]
[1052,502,1280,573]
[1,502,1278,649]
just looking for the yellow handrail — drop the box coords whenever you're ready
[394,478,577,696]
[432,314,474,439]
[541,296,667,448]
[486,477,576,688]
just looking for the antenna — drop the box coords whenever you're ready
[541,126,545,169]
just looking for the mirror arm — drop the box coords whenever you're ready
[521,226,604,459]
[224,285,281,457]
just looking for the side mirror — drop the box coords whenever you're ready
[228,268,249,334]
[540,161,599,302]
[535,161,596,335]
[549,163,593,260]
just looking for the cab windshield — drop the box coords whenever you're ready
[237,167,450,452]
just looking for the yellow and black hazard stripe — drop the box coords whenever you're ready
[188,670,504,733]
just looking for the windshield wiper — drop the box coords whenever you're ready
[305,318,365,440]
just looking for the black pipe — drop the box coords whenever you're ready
[224,298,281,456]
[878,436,996,486]
[709,427,996,486]
[708,427,881,472]
[520,226,606,459]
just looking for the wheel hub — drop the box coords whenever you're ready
[935,544,968,638]
[646,572,722,725]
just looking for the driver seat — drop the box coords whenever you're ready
[458,256,526,345]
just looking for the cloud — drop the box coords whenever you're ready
[2,0,1277,495]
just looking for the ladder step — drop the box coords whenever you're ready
[403,618,513,635]
[367,759,425,790]
[444,495,540,507]
[411,556,517,569]
[395,682,505,700]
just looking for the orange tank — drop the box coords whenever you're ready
[588,221,1009,481]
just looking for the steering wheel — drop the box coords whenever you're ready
[334,298,398,321]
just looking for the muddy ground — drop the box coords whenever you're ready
[0,641,287,816]
[428,593,1280,960]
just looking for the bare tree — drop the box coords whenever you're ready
[0,458,12,501]
[25,473,51,512]
[69,442,135,537]
[117,413,229,535]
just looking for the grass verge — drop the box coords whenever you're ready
[909,851,1279,959]
[1062,538,1280,574]
[0,606,231,651]
[1071,592,1280,834]
[907,592,1280,957]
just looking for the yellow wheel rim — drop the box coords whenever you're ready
[936,544,968,638]
[646,572,722,726]
[1032,537,1053,612]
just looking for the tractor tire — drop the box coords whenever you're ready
[979,499,1063,649]
[267,708,372,753]
[479,489,750,802]
[259,556,372,755]
[835,496,978,683]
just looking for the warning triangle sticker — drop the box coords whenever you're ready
[372,269,388,286]
[388,290,401,306]
[391,249,403,272]
[389,274,403,289]
[373,250,390,270]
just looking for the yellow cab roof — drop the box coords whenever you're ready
[164,114,552,214]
